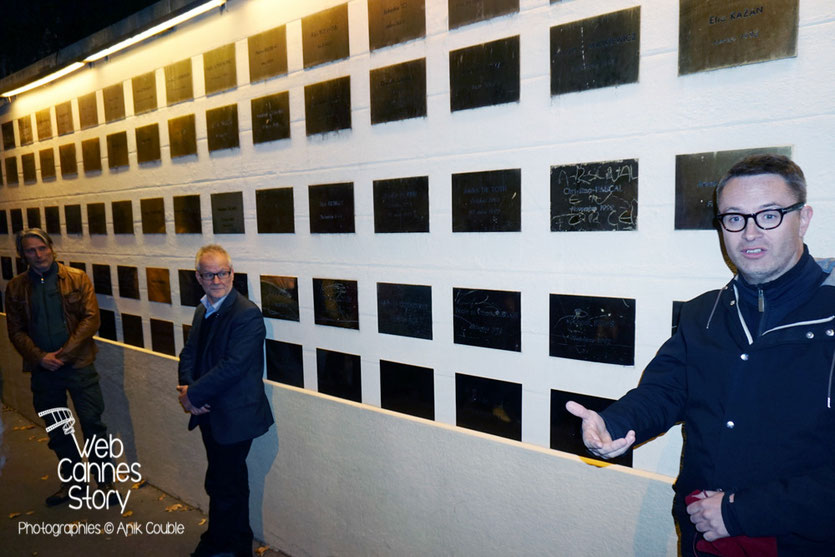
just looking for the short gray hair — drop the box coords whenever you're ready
[195,244,232,269]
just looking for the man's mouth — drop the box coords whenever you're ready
[744,249,763,254]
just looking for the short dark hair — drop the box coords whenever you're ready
[15,228,54,257]
[716,153,807,206]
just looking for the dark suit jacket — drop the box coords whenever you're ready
[178,288,274,445]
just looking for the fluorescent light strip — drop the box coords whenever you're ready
[1,62,85,97]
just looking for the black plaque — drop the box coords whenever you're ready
[675,146,792,229]
[87,203,107,235]
[135,123,161,164]
[449,0,518,30]
[251,92,290,144]
[456,373,521,441]
[81,137,102,173]
[168,114,197,158]
[178,269,202,307]
[106,131,129,168]
[549,293,635,365]
[308,182,355,233]
[18,115,33,145]
[256,187,294,233]
[452,169,520,232]
[118,266,140,299]
[182,324,192,344]
[260,275,300,321]
[39,149,56,180]
[78,92,98,129]
[132,70,158,115]
[373,176,429,233]
[248,25,288,83]
[150,319,176,356]
[304,76,352,136]
[302,4,349,69]
[211,191,244,234]
[0,212,7,236]
[111,200,134,234]
[206,104,240,152]
[450,36,519,112]
[59,143,77,176]
[380,360,434,420]
[313,278,359,329]
[44,206,60,234]
[173,194,202,234]
[55,101,74,136]
[122,313,144,347]
[26,207,41,229]
[235,272,250,298]
[368,0,426,51]
[36,108,52,141]
[2,121,15,149]
[370,58,426,124]
[550,7,640,96]
[10,209,24,233]
[147,267,172,304]
[204,43,237,95]
[165,58,194,106]
[1,257,12,280]
[65,205,82,234]
[679,1,798,75]
[377,282,432,339]
[453,288,521,352]
[93,264,112,295]
[4,157,18,185]
[103,83,126,122]
[22,153,36,183]
[98,309,117,341]
[265,339,303,387]
[69,262,86,272]
[316,348,361,402]
[550,389,632,467]
[550,159,638,232]
[140,197,166,234]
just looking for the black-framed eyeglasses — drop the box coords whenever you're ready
[715,202,804,233]
[197,269,231,281]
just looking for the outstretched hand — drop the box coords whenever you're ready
[565,401,636,459]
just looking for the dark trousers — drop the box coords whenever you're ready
[198,420,254,555]
[30,364,111,483]
[674,493,701,557]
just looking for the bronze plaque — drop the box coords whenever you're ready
[302,4,350,69]
[147,267,172,304]
[21,153,36,183]
[121,314,144,347]
[140,197,166,234]
[132,71,158,115]
[111,200,134,234]
[55,101,74,135]
[251,92,290,144]
[211,191,245,234]
[81,137,102,173]
[39,148,56,180]
[150,319,176,355]
[368,0,425,51]
[65,205,83,234]
[248,25,288,82]
[18,115,33,145]
[4,157,17,185]
[449,0,518,30]
[118,266,140,299]
[204,43,237,95]
[173,194,201,234]
[135,123,161,163]
[103,83,126,122]
[168,114,197,158]
[36,108,53,140]
[78,92,99,129]
[679,0,798,75]
[2,121,15,149]
[87,203,107,235]
[59,143,77,176]
[206,104,239,152]
[304,76,352,135]
[370,58,426,124]
[106,131,129,168]
[26,207,41,228]
[165,58,194,106]
[45,206,60,234]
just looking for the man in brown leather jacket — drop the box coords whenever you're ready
[5,228,113,506]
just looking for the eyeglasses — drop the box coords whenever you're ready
[715,202,804,233]
[197,269,231,281]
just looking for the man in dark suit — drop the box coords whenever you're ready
[177,244,274,557]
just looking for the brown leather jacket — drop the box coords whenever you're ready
[5,262,100,372]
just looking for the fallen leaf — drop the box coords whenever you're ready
[157,495,166,501]
[122,510,133,518]
[164,503,189,512]
[28,435,37,441]
[13,424,35,430]
[40,475,49,481]
[131,479,147,490]
[26,511,35,515]
[255,546,270,556]
[9,512,21,518]
[198,518,207,526]
[37,437,49,443]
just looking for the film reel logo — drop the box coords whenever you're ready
[37,406,82,456]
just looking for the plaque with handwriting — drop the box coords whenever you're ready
[304,76,351,135]
[674,146,791,229]
[260,275,300,321]
[370,58,426,124]
[136,123,161,163]
[251,92,290,144]
[449,0,518,30]
[373,176,429,233]
[112,200,134,234]
[550,389,632,466]
[204,43,237,95]
[206,104,239,151]
[5,157,18,185]
[18,115,33,145]
[450,36,519,111]
[98,309,117,341]
[368,0,425,50]
[452,169,520,232]
[93,264,112,295]
[78,92,98,129]
[256,187,294,233]
[309,182,355,233]
[36,108,52,140]
[10,209,23,232]
[147,267,172,304]
[65,205,82,234]
[168,114,197,158]
[39,149,56,180]
[165,58,194,105]
[453,288,521,351]
[140,197,166,234]
[456,373,521,441]
[22,153,36,183]
[150,319,176,355]
[122,313,144,347]
[377,282,432,339]
[106,131,129,168]
[551,7,640,96]
[317,348,361,402]
[211,191,244,234]
[132,71,158,115]
[2,121,15,149]
[248,25,288,83]
[549,293,635,365]
[55,101,74,135]
[81,137,102,173]
[302,4,349,69]
[2,256,14,280]
[265,339,303,387]
[26,207,41,229]
[45,206,60,234]
[550,159,638,232]
[380,359,434,420]
[178,269,202,307]
[680,1,798,75]
[174,194,202,234]
[59,143,77,176]
[313,277,359,329]
[118,265,140,299]
[103,83,126,122]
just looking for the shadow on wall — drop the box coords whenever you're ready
[97,343,139,465]
[248,386,280,543]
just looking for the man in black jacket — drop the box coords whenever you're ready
[568,154,835,556]
[178,244,274,557]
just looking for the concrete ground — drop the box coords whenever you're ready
[0,405,289,557]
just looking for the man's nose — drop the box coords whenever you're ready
[741,217,761,239]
